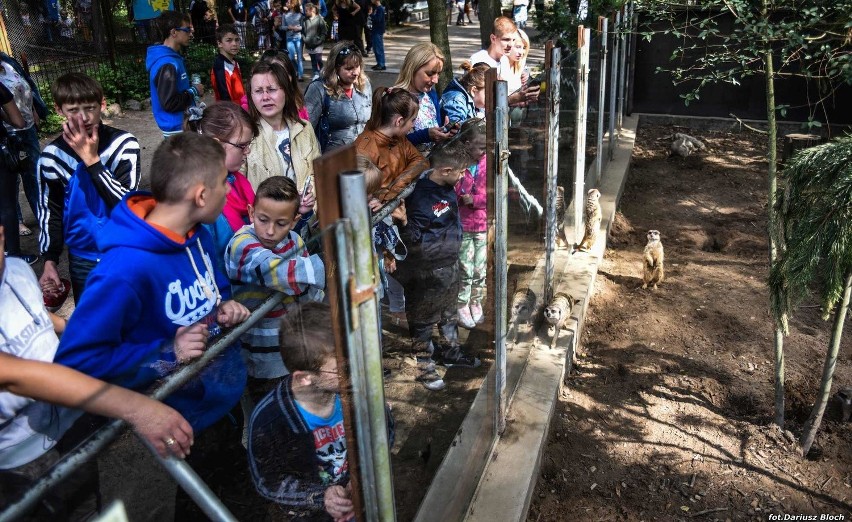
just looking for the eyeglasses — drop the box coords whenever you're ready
[221,139,252,151]
[252,86,280,96]
[174,26,192,33]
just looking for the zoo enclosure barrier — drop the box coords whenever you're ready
[0,10,636,517]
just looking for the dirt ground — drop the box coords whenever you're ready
[528,123,852,521]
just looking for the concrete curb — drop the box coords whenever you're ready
[465,115,639,522]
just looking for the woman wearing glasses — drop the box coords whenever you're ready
[304,41,372,153]
[244,61,319,204]
[393,42,457,153]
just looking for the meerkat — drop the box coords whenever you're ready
[642,230,665,290]
[554,186,570,248]
[543,292,575,349]
[508,287,536,344]
[576,189,602,252]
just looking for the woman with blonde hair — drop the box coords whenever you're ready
[506,28,531,94]
[393,42,456,151]
[304,40,373,152]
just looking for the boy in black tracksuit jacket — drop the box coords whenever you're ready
[395,141,480,389]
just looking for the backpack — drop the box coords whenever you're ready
[307,80,331,152]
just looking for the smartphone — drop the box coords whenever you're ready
[301,175,313,198]
[440,120,460,133]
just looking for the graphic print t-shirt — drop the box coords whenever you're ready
[295,395,348,485]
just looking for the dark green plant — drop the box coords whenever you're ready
[770,135,852,454]
[638,0,852,429]
[92,58,149,102]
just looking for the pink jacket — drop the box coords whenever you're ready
[222,172,255,232]
[455,154,487,233]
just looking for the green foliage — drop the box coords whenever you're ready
[636,0,852,121]
[770,135,852,328]
[92,58,149,103]
[533,0,624,48]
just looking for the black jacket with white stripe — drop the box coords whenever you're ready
[37,124,140,263]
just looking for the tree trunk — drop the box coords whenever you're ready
[762,1,786,430]
[800,270,852,456]
[477,0,500,50]
[92,0,107,55]
[427,0,453,90]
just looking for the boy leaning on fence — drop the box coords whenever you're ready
[247,301,394,521]
[0,225,194,520]
[53,133,250,433]
[394,138,482,391]
[37,73,141,303]
[225,176,325,399]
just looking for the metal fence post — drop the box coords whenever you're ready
[609,10,620,154]
[617,5,627,131]
[573,26,591,245]
[595,16,608,185]
[543,41,561,306]
[493,77,509,434]
[137,437,238,522]
[339,172,396,522]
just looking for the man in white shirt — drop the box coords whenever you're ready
[469,15,516,78]
[469,16,538,106]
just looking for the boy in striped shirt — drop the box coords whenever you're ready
[225,176,324,397]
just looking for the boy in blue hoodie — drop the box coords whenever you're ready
[395,139,481,390]
[146,11,205,138]
[54,133,250,432]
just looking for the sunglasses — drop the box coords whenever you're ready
[174,26,192,33]
[336,45,361,63]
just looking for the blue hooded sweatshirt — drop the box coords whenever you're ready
[146,44,194,133]
[54,193,246,432]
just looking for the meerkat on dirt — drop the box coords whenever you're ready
[575,189,602,253]
[508,287,536,344]
[543,292,576,349]
[642,230,665,290]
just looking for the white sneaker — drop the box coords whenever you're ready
[470,301,484,324]
[458,305,476,329]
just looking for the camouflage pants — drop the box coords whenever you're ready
[458,232,487,306]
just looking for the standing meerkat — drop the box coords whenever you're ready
[543,292,575,349]
[576,189,602,252]
[642,230,665,290]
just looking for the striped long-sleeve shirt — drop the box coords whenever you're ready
[37,124,140,263]
[225,225,325,378]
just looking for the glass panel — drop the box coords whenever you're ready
[379,118,494,521]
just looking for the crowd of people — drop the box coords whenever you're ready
[0,9,539,520]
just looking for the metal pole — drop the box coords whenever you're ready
[617,5,627,131]
[370,183,416,226]
[543,43,561,306]
[137,437,238,522]
[609,11,620,155]
[573,27,591,245]
[339,172,396,522]
[494,79,509,434]
[0,292,287,522]
[595,16,608,185]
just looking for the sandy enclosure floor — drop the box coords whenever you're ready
[528,123,852,521]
